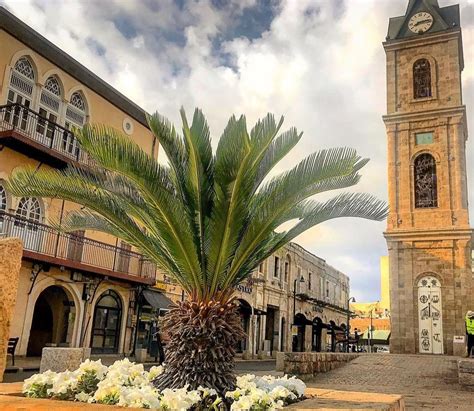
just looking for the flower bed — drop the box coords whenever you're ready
[22,359,306,410]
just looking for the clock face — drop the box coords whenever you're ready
[408,12,434,34]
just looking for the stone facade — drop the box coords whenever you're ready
[0,238,22,382]
[276,352,359,380]
[234,242,350,357]
[383,1,473,355]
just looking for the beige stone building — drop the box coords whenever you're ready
[383,0,473,355]
[234,242,350,357]
[0,7,172,357]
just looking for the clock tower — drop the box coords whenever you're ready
[383,0,473,355]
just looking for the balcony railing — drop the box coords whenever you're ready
[0,103,93,166]
[0,211,156,283]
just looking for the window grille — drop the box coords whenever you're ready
[14,57,35,80]
[44,77,61,95]
[413,59,432,99]
[414,153,438,208]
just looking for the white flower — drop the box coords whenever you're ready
[78,359,108,380]
[147,365,164,381]
[75,391,91,402]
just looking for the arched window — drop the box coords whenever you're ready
[413,59,431,99]
[38,76,62,142]
[0,185,6,212]
[15,197,42,221]
[66,92,86,127]
[7,57,36,122]
[414,154,438,208]
[70,92,86,111]
[14,57,35,80]
[44,76,61,96]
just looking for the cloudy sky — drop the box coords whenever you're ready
[3,0,473,301]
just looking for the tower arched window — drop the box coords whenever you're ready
[414,153,438,208]
[413,59,431,99]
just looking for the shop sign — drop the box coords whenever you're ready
[313,305,323,313]
[235,284,253,294]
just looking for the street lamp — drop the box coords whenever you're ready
[292,275,305,324]
[368,301,379,353]
[292,274,305,353]
[346,296,356,352]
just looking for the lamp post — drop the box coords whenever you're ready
[292,275,305,352]
[293,275,305,323]
[368,302,378,353]
[346,296,356,352]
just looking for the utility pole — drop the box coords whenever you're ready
[346,296,355,352]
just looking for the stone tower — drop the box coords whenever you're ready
[383,0,473,355]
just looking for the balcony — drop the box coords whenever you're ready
[0,211,156,285]
[0,103,93,168]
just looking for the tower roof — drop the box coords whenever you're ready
[387,0,460,41]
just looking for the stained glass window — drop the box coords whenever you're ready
[414,153,438,208]
[413,59,431,99]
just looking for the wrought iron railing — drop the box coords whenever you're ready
[0,103,93,166]
[0,211,156,281]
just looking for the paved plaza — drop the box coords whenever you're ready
[308,354,472,410]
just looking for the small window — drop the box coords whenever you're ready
[414,153,438,208]
[413,59,431,99]
[284,260,289,282]
[326,281,330,298]
[274,256,280,278]
[308,272,312,290]
[258,261,264,274]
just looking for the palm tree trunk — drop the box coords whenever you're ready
[153,300,246,395]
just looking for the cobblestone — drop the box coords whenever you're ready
[307,354,473,410]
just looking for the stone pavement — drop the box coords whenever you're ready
[307,353,472,410]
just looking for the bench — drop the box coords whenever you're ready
[7,337,19,366]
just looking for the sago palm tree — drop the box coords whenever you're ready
[7,108,387,394]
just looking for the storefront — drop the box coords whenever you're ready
[134,288,173,359]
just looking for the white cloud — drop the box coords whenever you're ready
[2,0,473,302]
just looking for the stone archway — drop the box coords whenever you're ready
[417,275,443,354]
[27,285,76,356]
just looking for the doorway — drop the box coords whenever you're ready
[27,286,75,356]
[417,275,443,354]
[91,290,122,354]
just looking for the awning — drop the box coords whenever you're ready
[360,330,391,344]
[141,289,173,310]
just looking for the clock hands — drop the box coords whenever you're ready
[413,19,432,27]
